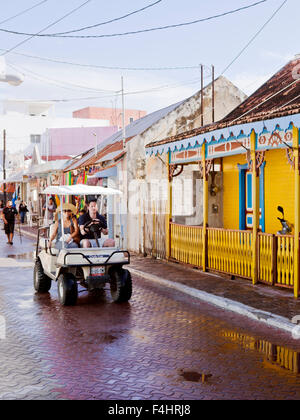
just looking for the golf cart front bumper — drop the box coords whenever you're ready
[56,249,130,267]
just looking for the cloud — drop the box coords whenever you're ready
[232,72,272,96]
[262,50,295,63]
[4,58,201,116]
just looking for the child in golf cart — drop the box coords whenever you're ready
[78,198,115,248]
[48,203,80,250]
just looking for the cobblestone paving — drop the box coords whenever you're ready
[1,234,300,399]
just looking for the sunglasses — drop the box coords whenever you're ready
[63,209,72,213]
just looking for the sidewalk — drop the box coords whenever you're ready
[20,224,300,337]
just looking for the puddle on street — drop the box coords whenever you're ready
[7,252,35,261]
[179,369,212,383]
[221,329,300,375]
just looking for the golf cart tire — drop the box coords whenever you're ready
[110,268,132,303]
[34,258,52,293]
[57,273,78,306]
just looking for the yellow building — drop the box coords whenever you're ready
[146,55,300,298]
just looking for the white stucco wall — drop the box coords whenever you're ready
[122,77,247,252]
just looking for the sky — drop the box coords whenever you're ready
[0,0,298,121]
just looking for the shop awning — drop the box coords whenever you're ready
[88,166,117,179]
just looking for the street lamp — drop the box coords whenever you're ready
[0,57,24,86]
[0,57,24,202]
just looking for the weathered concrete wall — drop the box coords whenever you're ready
[124,77,246,252]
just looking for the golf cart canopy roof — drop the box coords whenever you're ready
[41,184,122,196]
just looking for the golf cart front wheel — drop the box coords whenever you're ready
[110,268,132,303]
[57,273,78,306]
[34,258,52,293]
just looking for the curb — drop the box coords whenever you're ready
[129,267,299,338]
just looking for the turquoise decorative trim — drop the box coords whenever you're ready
[146,113,300,157]
[246,172,253,210]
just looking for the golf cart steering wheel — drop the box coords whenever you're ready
[83,219,103,236]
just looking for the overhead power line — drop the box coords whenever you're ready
[0,0,49,25]
[221,0,288,74]
[0,1,268,39]
[8,77,204,103]
[1,0,93,56]
[6,61,117,93]
[37,0,163,36]
[0,48,207,72]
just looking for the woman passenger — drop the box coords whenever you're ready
[49,204,79,250]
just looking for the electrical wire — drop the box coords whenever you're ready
[1,0,93,56]
[0,0,49,25]
[0,48,204,71]
[35,0,163,36]
[6,61,117,93]
[229,76,299,126]
[10,77,204,103]
[0,1,268,39]
[149,73,300,147]
[221,0,288,74]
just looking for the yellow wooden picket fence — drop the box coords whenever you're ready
[170,223,203,267]
[207,228,252,279]
[169,223,294,290]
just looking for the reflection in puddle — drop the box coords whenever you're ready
[221,330,300,374]
[7,252,34,260]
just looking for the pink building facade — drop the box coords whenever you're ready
[24,126,118,161]
[73,107,147,130]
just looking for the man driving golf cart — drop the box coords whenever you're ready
[78,198,115,248]
[34,184,131,306]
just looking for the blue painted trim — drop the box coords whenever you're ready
[238,164,248,230]
[246,173,253,210]
[247,215,253,226]
[259,161,266,233]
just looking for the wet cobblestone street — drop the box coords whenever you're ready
[1,233,300,400]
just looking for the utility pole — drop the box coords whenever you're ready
[3,129,6,203]
[121,76,126,150]
[200,64,204,126]
[212,65,215,123]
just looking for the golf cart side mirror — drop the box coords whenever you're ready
[277,206,284,216]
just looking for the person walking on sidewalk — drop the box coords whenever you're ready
[2,200,19,245]
[43,197,56,224]
[18,201,29,224]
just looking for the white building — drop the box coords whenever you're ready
[0,99,109,157]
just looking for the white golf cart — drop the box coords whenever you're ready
[34,184,132,306]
